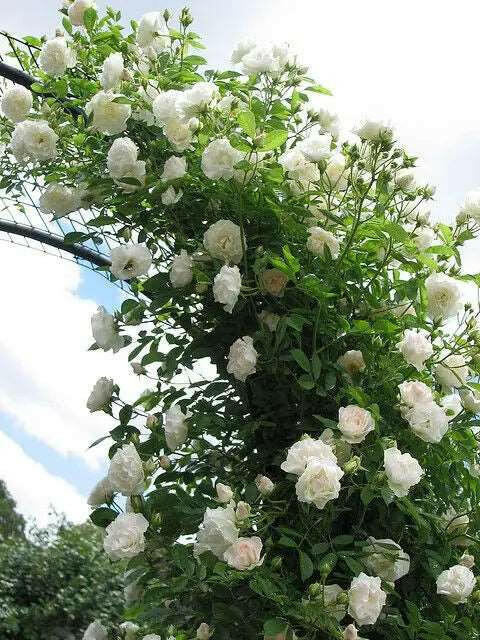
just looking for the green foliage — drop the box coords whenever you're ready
[0,479,25,540]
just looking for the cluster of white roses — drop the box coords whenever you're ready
[83,619,212,640]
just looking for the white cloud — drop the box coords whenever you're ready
[0,430,88,526]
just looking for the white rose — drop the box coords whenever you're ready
[213,265,241,313]
[119,622,139,640]
[87,476,113,506]
[404,400,449,443]
[338,405,375,444]
[169,250,193,287]
[194,502,239,559]
[460,388,480,413]
[110,244,152,280]
[442,507,469,545]
[91,306,124,352]
[231,39,256,64]
[355,119,392,141]
[241,46,279,75]
[337,350,366,375]
[307,227,340,258]
[103,513,149,560]
[279,148,308,175]
[164,118,193,152]
[398,380,433,409]
[223,536,264,570]
[295,458,344,509]
[177,82,218,119]
[100,52,124,90]
[281,436,337,475]
[343,624,358,640]
[39,37,76,76]
[322,583,347,621]
[259,268,289,297]
[227,336,257,381]
[384,447,423,497]
[217,94,237,112]
[396,328,433,371]
[258,310,280,332]
[425,273,463,320]
[204,219,244,264]
[363,537,410,582]
[435,353,469,390]
[152,90,182,125]
[441,394,463,421]
[235,501,251,521]
[86,91,131,135]
[1,85,32,123]
[201,138,243,180]
[196,623,212,640]
[460,552,475,569]
[325,152,347,188]
[348,573,387,627]
[164,404,191,450]
[68,0,96,26]
[107,137,145,192]
[297,133,331,162]
[161,186,182,205]
[137,12,168,54]
[39,183,84,218]
[161,155,187,181]
[10,120,58,162]
[108,443,145,496]
[413,226,437,251]
[86,376,113,412]
[255,474,274,495]
[216,483,233,503]
[459,188,480,222]
[83,620,107,640]
[436,564,475,604]
[394,167,416,191]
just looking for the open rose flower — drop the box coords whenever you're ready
[223,536,264,570]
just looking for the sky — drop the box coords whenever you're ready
[1,0,480,526]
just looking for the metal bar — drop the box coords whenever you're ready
[0,219,112,268]
[0,61,34,88]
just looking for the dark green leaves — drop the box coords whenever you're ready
[89,507,116,528]
[298,550,314,581]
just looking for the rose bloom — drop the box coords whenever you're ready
[223,536,264,570]
[307,227,340,258]
[230,39,255,64]
[384,447,423,497]
[235,501,251,521]
[119,622,139,640]
[325,152,347,188]
[110,244,152,280]
[413,226,437,251]
[355,119,392,141]
[436,564,476,604]
[103,513,149,560]
[87,476,113,507]
[216,483,233,503]
[396,329,433,371]
[460,388,480,413]
[164,118,194,151]
[295,458,344,509]
[194,502,239,559]
[91,306,124,352]
[460,552,475,569]
[83,621,107,640]
[321,583,347,621]
[152,89,182,124]
[255,474,274,495]
[161,185,182,205]
[169,250,193,287]
[68,0,96,26]
[227,336,258,381]
[398,380,433,409]
[177,81,218,119]
[196,623,213,640]
[38,37,76,76]
[164,404,191,451]
[161,155,187,181]
[39,183,84,218]
[297,133,331,162]
[348,573,387,626]
[1,85,32,123]
[337,350,366,375]
[10,120,58,162]
[108,442,145,496]
[435,353,469,390]
[363,537,410,582]
[204,219,244,264]
[405,400,449,444]
[440,394,463,421]
[100,52,124,90]
[86,376,113,412]
[201,138,243,180]
[86,91,131,135]
[425,273,463,320]
[338,405,375,444]
[343,624,358,640]
[281,436,337,476]
[459,188,480,222]
[136,11,168,54]
[213,265,242,313]
[107,137,140,178]
[260,268,289,297]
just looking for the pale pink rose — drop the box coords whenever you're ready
[223,536,264,570]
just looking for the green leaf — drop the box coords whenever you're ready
[311,353,322,379]
[291,349,311,373]
[90,507,116,528]
[298,375,315,390]
[62,17,73,35]
[63,231,90,245]
[83,6,98,31]
[184,55,207,66]
[278,535,298,548]
[305,84,332,96]
[299,550,314,581]
[237,110,256,138]
[264,619,287,636]
[112,96,133,104]
[119,404,133,425]
[259,129,288,151]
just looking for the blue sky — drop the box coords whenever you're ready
[2,0,480,525]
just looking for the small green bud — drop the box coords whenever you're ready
[146,414,158,430]
[163,9,170,22]
[308,582,322,597]
[343,456,361,474]
[318,552,337,578]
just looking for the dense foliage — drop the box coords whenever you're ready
[2,3,480,640]
[0,478,25,540]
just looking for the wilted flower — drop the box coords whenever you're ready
[164,404,191,450]
[396,329,433,371]
[223,536,264,570]
[38,37,76,76]
[384,447,423,497]
[258,310,280,331]
[108,443,145,496]
[86,376,113,412]
[194,502,239,559]
[1,85,32,122]
[169,250,193,287]
[348,573,386,626]
[204,219,244,264]
[436,564,475,604]
[295,458,344,509]
[227,336,257,381]
[338,405,375,444]
[103,512,149,560]
[196,623,213,640]
[110,244,152,280]
[337,350,366,375]
[213,265,242,313]
[259,269,289,297]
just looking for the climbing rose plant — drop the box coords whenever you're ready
[2,3,480,640]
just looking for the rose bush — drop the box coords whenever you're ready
[2,4,480,640]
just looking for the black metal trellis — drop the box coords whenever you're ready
[0,32,122,283]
